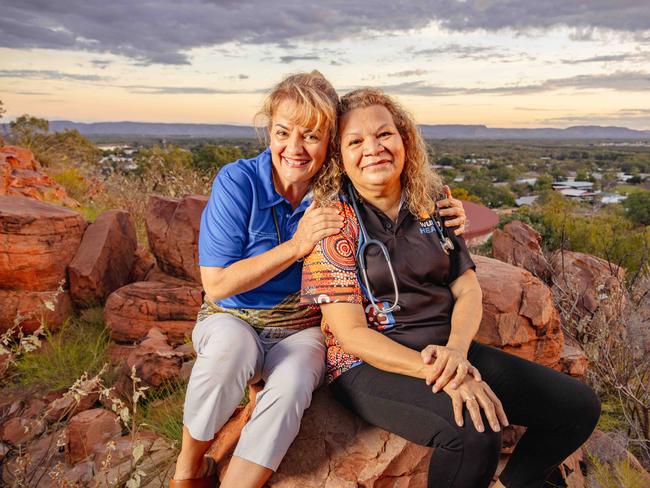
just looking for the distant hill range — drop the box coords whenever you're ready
[32,121,650,139]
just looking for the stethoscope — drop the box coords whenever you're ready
[346,181,454,314]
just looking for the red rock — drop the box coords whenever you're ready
[550,250,626,323]
[0,146,41,171]
[145,195,207,283]
[174,342,196,359]
[584,429,650,482]
[0,195,87,291]
[104,281,201,345]
[492,220,551,280]
[92,432,175,487]
[0,146,78,207]
[0,417,45,445]
[126,327,184,387]
[1,429,67,485]
[129,245,155,283]
[145,265,197,286]
[0,287,73,334]
[44,381,101,422]
[106,342,136,365]
[559,336,588,378]
[68,210,137,307]
[65,408,122,464]
[0,162,10,196]
[474,255,563,368]
[270,388,431,487]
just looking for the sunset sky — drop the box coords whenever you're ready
[1,1,650,128]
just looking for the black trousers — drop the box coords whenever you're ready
[330,341,600,488]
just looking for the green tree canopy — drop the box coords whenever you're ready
[623,191,650,226]
[9,114,49,150]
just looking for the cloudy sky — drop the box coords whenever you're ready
[1,0,650,128]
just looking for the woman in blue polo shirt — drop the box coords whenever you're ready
[171,72,468,488]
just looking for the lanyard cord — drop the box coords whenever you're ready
[271,205,282,245]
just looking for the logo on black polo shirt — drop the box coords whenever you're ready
[419,218,435,234]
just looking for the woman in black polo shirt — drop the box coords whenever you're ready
[302,88,600,488]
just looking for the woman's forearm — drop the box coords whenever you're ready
[341,326,430,378]
[201,240,302,302]
[446,272,483,356]
[322,303,430,379]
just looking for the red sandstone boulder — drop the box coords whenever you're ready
[492,220,551,280]
[68,210,137,307]
[126,327,184,387]
[104,281,202,345]
[550,250,626,325]
[65,408,122,464]
[0,288,73,334]
[0,196,87,291]
[209,387,432,487]
[0,146,78,207]
[44,378,101,422]
[91,431,175,487]
[0,417,46,446]
[145,195,208,283]
[559,335,588,378]
[129,245,156,282]
[473,255,563,368]
[145,265,197,286]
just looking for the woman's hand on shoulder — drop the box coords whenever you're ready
[436,185,467,235]
[289,201,344,258]
[443,376,509,432]
[421,344,481,393]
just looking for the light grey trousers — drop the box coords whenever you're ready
[183,313,326,470]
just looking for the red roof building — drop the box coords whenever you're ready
[460,200,499,246]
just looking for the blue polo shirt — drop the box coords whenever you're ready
[199,149,311,310]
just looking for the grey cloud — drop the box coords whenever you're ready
[0,69,108,81]
[561,53,648,64]
[387,69,429,77]
[91,59,112,68]
[370,70,650,96]
[9,90,52,95]
[279,55,321,63]
[539,110,650,128]
[2,1,649,65]
[123,85,265,95]
[413,44,497,59]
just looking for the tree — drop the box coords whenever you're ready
[135,145,193,175]
[623,191,650,226]
[192,144,243,171]
[9,114,49,150]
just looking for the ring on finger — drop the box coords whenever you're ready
[464,395,476,401]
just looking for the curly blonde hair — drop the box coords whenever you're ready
[255,70,339,158]
[313,88,442,216]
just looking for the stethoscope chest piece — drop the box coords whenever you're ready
[441,236,455,255]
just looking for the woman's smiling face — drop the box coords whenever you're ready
[339,104,405,195]
[269,99,329,191]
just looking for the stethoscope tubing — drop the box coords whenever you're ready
[346,181,454,315]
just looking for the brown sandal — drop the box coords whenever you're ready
[170,457,218,488]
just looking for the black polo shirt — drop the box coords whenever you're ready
[353,196,476,349]
[302,194,476,353]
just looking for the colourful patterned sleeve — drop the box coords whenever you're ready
[301,201,363,306]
